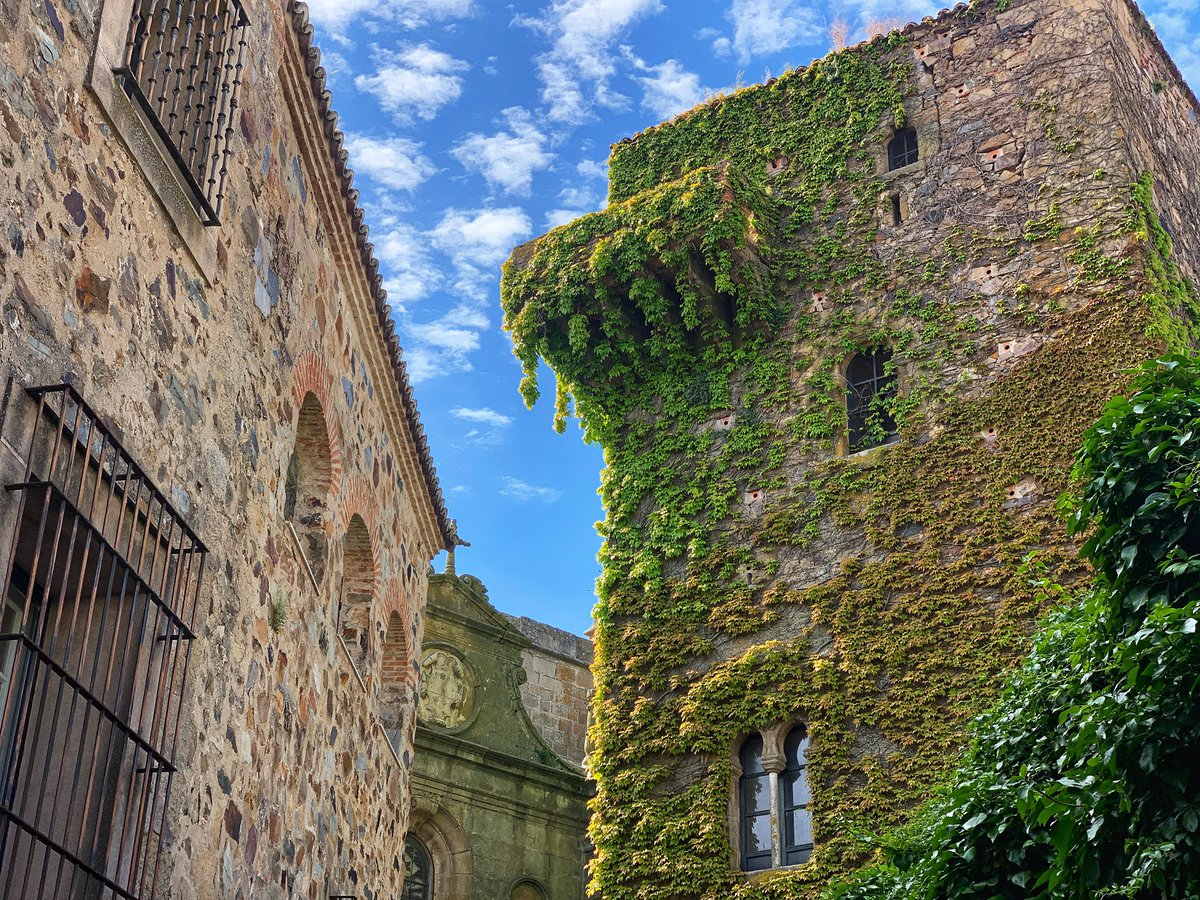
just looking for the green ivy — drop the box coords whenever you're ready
[828,356,1200,899]
[499,5,1198,895]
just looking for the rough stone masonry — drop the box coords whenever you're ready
[0,0,455,897]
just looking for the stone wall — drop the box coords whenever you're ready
[0,0,451,897]
[506,614,593,766]
[1106,0,1200,286]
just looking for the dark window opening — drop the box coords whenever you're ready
[890,193,903,226]
[739,735,773,872]
[847,349,899,451]
[888,128,919,171]
[0,385,205,899]
[780,728,813,866]
[402,837,434,900]
[115,0,250,225]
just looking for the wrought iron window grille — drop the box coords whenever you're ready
[114,0,250,226]
[0,385,207,899]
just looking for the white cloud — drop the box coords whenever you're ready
[403,304,490,381]
[635,58,710,119]
[577,158,608,179]
[724,0,823,63]
[451,407,514,427]
[518,0,665,123]
[557,184,601,208]
[355,44,469,122]
[544,208,591,229]
[429,206,533,298]
[344,134,437,192]
[1144,1,1200,88]
[305,0,473,34]
[374,221,441,308]
[451,108,554,195]
[499,476,563,503]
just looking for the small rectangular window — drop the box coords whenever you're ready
[890,193,903,225]
[887,128,919,171]
[115,0,250,225]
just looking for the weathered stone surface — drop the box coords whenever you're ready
[0,0,452,897]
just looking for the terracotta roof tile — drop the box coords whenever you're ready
[288,0,457,551]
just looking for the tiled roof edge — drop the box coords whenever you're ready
[287,1,456,551]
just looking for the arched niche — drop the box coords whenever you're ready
[338,514,375,676]
[380,609,411,738]
[285,392,332,582]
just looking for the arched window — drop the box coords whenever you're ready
[780,728,813,865]
[339,515,375,675]
[846,349,898,452]
[739,735,773,871]
[402,837,434,900]
[285,392,332,581]
[887,127,919,170]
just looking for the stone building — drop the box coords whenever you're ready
[501,0,1200,896]
[0,0,455,897]
[405,558,593,900]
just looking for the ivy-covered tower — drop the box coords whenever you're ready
[501,0,1200,896]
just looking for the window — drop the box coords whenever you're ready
[114,0,250,225]
[781,728,813,865]
[739,735,773,871]
[511,880,548,900]
[0,581,25,722]
[402,837,434,900]
[846,349,898,452]
[737,726,814,872]
[0,385,205,899]
[887,128,919,170]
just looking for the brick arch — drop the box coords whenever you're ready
[285,391,335,582]
[339,475,381,535]
[290,351,344,495]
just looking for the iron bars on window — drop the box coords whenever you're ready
[115,0,250,225]
[0,385,207,899]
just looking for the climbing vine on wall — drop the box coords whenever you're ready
[501,2,1197,893]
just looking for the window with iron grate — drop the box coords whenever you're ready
[114,0,250,225]
[0,386,206,899]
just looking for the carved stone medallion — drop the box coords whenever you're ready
[418,647,475,730]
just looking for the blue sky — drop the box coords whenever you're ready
[302,0,1200,636]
